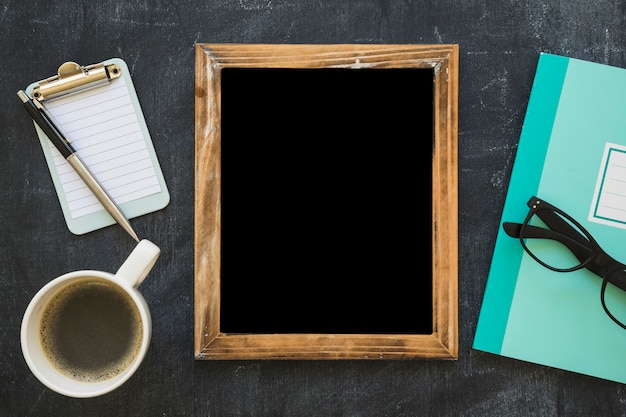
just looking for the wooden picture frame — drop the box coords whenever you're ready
[194,44,458,360]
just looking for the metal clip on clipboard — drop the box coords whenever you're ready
[31,61,122,101]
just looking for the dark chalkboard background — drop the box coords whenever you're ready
[3,1,626,416]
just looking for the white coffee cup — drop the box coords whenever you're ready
[21,239,160,398]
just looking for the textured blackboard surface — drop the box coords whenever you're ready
[3,1,626,416]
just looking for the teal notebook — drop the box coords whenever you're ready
[473,53,626,384]
[25,58,169,235]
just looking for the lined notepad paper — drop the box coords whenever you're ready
[27,58,169,235]
[46,77,161,218]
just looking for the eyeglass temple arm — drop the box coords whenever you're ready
[503,222,592,262]
[504,222,626,291]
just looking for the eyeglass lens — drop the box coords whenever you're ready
[602,271,626,329]
[521,208,593,270]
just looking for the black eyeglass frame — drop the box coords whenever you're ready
[503,196,626,329]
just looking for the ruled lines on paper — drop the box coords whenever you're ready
[43,77,161,219]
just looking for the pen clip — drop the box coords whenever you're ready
[31,61,122,102]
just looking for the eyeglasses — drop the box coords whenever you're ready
[503,196,626,329]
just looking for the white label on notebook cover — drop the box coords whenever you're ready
[589,142,626,228]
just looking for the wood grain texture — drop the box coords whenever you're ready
[194,43,458,360]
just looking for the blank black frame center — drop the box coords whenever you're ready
[220,67,434,335]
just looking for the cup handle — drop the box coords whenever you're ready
[115,239,161,288]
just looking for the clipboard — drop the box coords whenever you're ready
[24,58,170,235]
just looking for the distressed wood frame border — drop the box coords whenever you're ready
[194,43,458,360]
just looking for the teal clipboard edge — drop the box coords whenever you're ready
[25,58,170,235]
[472,53,569,354]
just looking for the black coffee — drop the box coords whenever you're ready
[39,277,143,382]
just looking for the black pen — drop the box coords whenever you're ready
[17,90,140,242]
